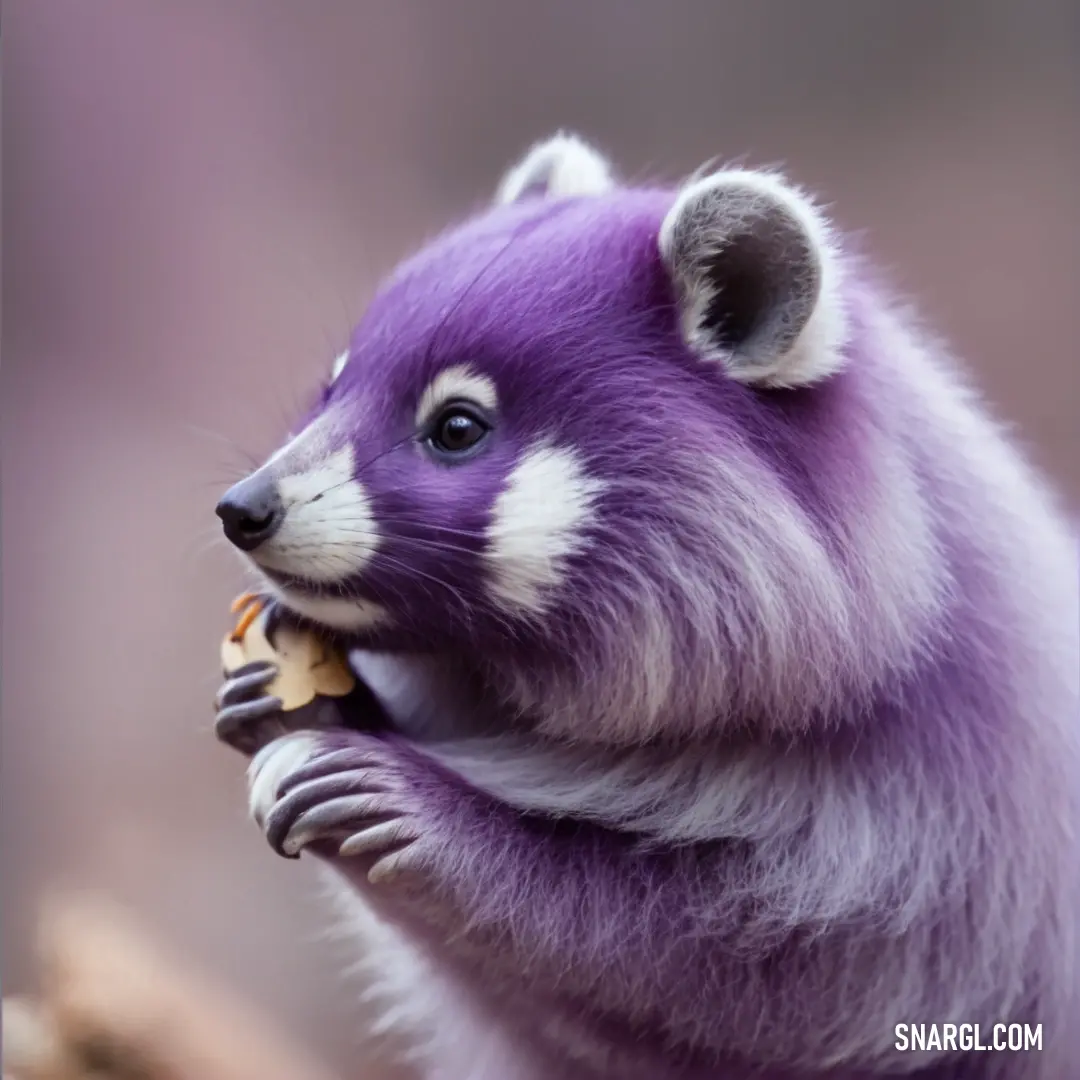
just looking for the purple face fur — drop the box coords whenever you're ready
[221,135,1080,1078]
[228,188,961,745]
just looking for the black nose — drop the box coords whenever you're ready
[216,473,283,552]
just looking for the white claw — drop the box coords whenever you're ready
[341,819,416,859]
[281,827,315,858]
[367,844,421,885]
[282,796,387,856]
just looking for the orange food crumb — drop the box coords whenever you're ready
[229,595,265,642]
[230,591,260,614]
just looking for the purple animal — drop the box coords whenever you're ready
[213,133,1079,1079]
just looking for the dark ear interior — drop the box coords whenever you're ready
[699,210,819,360]
[664,181,823,375]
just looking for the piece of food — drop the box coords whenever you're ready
[220,595,355,713]
[215,595,378,760]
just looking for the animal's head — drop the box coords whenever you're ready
[218,133,942,744]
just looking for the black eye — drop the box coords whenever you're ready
[429,407,489,456]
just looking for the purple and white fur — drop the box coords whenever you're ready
[216,132,1080,1079]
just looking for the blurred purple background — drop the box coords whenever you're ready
[3,2,1077,1076]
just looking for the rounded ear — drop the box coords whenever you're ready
[658,169,848,388]
[495,132,615,205]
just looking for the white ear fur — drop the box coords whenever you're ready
[330,349,350,382]
[658,169,848,388]
[495,132,615,205]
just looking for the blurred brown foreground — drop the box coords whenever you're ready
[2,894,345,1080]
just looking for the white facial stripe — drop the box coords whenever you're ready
[331,350,350,382]
[415,365,498,429]
[253,446,381,583]
[485,443,604,615]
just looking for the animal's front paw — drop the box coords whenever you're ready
[214,661,285,755]
[247,732,426,880]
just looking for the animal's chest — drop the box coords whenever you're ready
[347,649,492,740]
